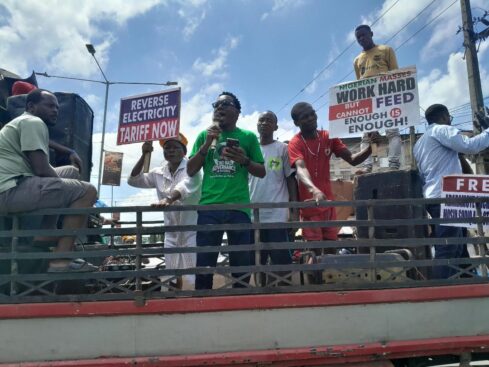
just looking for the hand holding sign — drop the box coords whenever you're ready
[142,141,153,173]
[367,131,382,144]
[368,131,381,157]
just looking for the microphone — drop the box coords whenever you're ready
[210,120,219,149]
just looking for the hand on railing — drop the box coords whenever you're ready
[306,188,327,205]
[288,209,299,240]
[151,198,174,207]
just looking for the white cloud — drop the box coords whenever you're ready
[179,35,241,147]
[192,36,240,77]
[0,0,164,78]
[305,68,333,95]
[351,0,462,54]
[179,8,207,40]
[261,0,305,21]
[418,50,489,111]
[238,111,261,135]
[174,42,237,144]
[83,94,102,109]
[358,0,434,40]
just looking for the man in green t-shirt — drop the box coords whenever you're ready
[187,91,265,289]
[0,89,97,272]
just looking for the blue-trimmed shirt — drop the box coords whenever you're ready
[413,124,489,198]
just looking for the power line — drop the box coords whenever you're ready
[277,1,453,142]
[385,0,438,45]
[323,0,439,90]
[313,0,457,113]
[314,1,459,116]
[395,0,458,51]
[275,0,402,114]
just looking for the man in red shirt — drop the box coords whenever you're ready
[288,102,375,245]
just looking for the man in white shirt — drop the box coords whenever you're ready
[249,111,298,283]
[414,104,489,278]
[128,133,202,289]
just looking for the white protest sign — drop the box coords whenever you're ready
[328,66,420,138]
[441,175,489,229]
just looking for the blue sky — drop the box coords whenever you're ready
[1,0,489,209]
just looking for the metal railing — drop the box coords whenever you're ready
[0,196,488,303]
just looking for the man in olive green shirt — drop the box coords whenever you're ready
[187,91,265,289]
[0,89,97,272]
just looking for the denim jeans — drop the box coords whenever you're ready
[255,228,292,266]
[254,228,292,286]
[426,204,467,279]
[195,210,252,290]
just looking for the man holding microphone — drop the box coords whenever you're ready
[187,91,265,290]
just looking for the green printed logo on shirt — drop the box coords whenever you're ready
[210,143,238,177]
[267,156,282,171]
[211,157,237,177]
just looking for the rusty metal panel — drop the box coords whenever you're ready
[0,296,489,363]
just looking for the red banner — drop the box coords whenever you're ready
[328,98,372,120]
[443,175,489,194]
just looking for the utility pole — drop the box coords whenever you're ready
[460,0,489,173]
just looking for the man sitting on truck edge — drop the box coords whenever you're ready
[0,89,97,272]
[187,91,265,290]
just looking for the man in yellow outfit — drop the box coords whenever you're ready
[354,24,400,172]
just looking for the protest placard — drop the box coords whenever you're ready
[328,66,420,138]
[117,88,180,145]
[441,175,489,229]
[102,151,123,186]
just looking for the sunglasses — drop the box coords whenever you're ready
[212,100,236,110]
